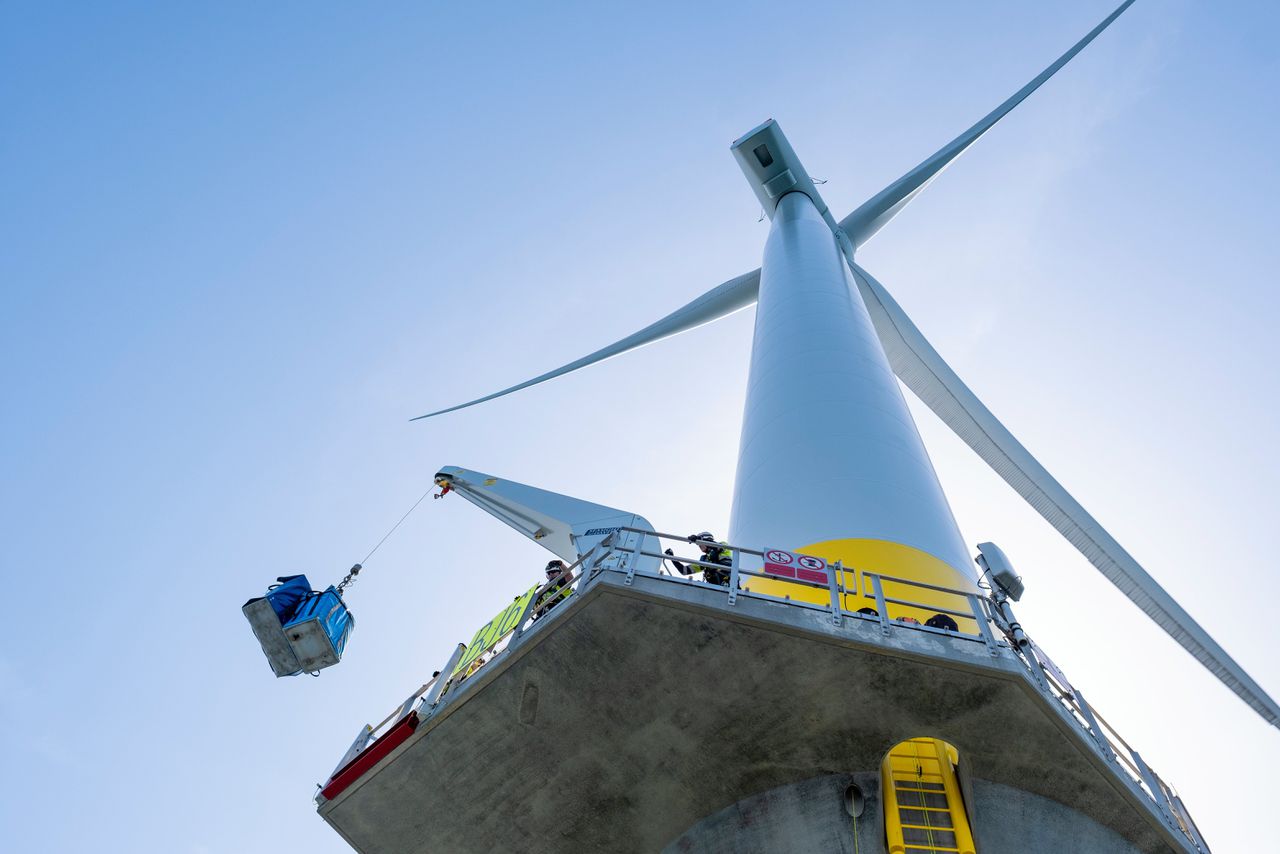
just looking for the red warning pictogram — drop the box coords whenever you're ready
[763,547,828,583]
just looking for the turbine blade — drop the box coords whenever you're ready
[840,0,1137,249]
[412,269,760,420]
[849,261,1280,729]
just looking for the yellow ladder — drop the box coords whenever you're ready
[881,738,977,854]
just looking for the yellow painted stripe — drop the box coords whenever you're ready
[745,538,978,625]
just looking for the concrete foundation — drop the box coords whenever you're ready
[663,772,881,854]
[664,773,1143,854]
[971,779,1145,854]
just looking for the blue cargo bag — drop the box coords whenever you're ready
[282,586,355,674]
[243,576,355,677]
[265,574,312,622]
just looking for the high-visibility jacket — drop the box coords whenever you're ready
[705,546,731,564]
[701,545,732,585]
[533,576,573,618]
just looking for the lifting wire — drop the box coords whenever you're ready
[335,484,437,596]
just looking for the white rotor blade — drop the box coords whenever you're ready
[848,261,1280,728]
[412,269,760,420]
[840,0,1136,250]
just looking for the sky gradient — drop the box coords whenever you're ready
[4,2,1278,851]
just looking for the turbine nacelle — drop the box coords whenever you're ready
[730,119,836,230]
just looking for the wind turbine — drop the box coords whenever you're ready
[414,0,1278,732]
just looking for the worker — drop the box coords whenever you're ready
[532,559,572,620]
[665,532,733,587]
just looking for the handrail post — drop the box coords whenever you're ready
[570,543,601,594]
[1130,749,1179,830]
[623,531,642,585]
[589,537,614,573]
[421,643,467,712]
[967,594,999,656]
[393,689,419,724]
[1072,689,1116,763]
[727,547,741,606]
[1019,637,1052,695]
[329,724,374,779]
[870,574,891,635]
[827,560,843,627]
[840,561,851,611]
[1170,792,1210,852]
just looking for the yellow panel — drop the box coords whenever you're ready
[745,538,979,626]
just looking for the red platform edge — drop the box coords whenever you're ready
[321,711,419,801]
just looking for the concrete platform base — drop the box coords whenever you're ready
[318,571,1190,853]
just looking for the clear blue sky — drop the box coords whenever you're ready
[4,2,1278,851]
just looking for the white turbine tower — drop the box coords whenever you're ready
[414,0,1276,732]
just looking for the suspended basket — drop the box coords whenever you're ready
[243,575,355,677]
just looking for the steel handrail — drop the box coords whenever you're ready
[867,571,978,600]
[865,593,979,622]
[1007,631,1207,850]
[614,526,766,557]
[613,538,994,636]
[613,532,981,607]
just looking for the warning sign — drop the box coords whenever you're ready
[763,548,828,584]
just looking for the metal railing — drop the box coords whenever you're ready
[613,528,998,645]
[1011,641,1210,851]
[322,528,1208,851]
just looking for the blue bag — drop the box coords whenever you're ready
[265,575,312,622]
[282,586,355,673]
